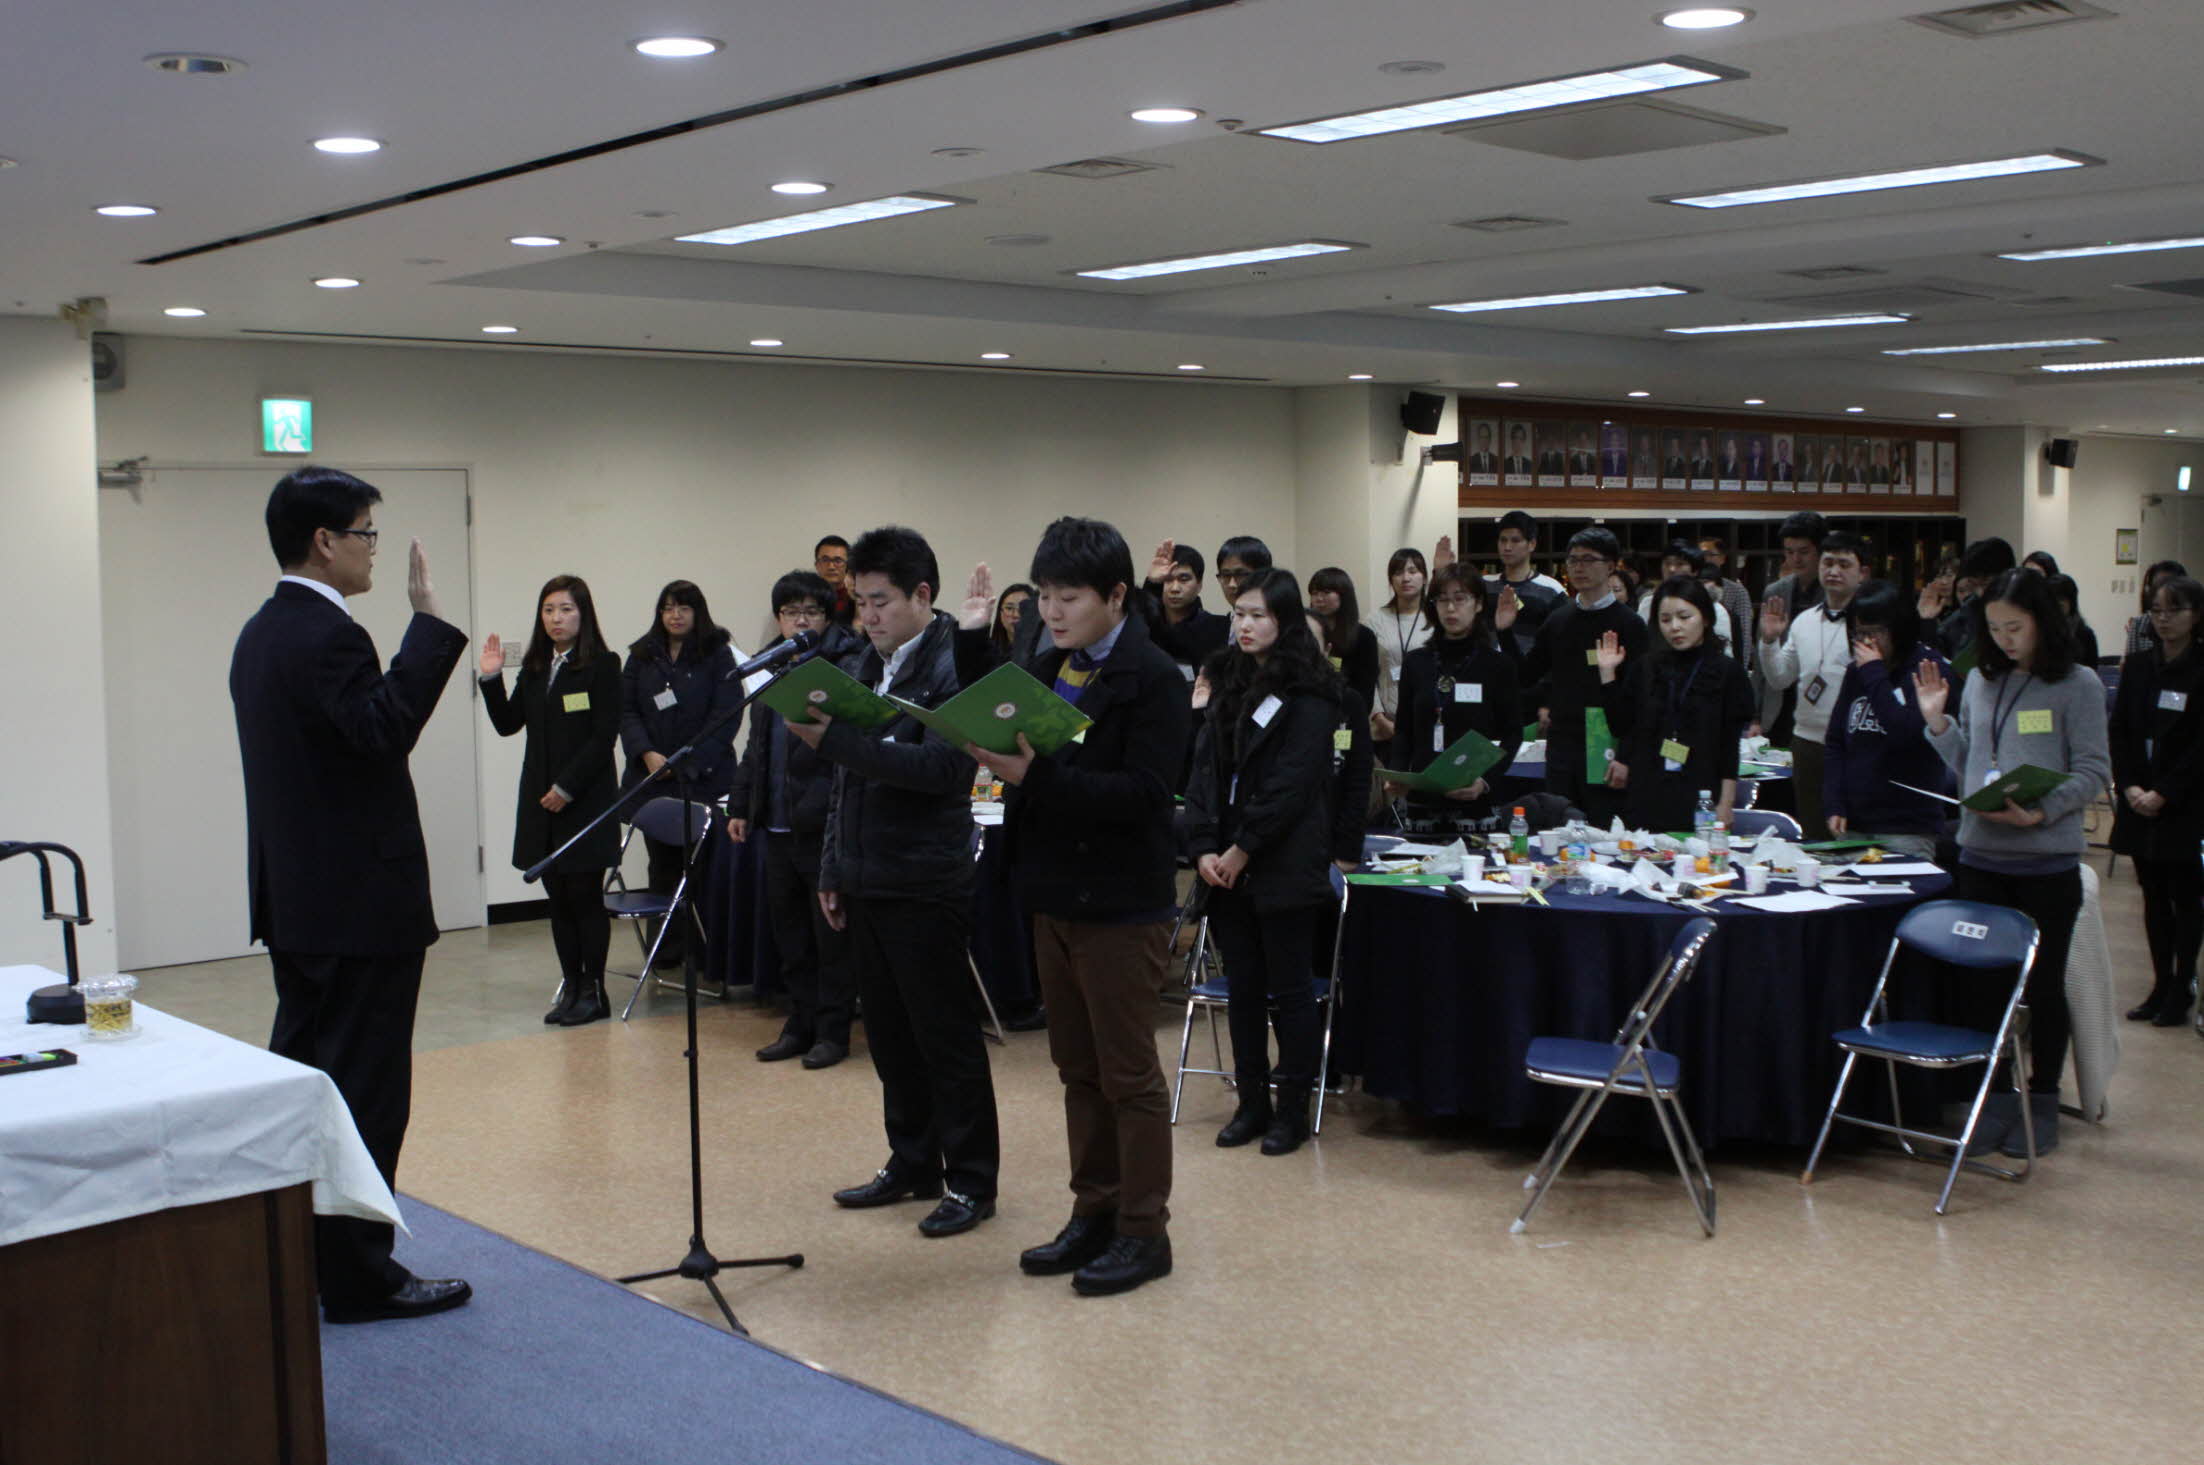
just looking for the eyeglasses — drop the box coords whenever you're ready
[814,554,847,569]
[2148,605,2194,618]
[1563,553,1609,568]
[330,527,379,547]
[780,604,827,621]
[1433,595,1477,609]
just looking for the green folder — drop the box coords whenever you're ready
[1801,835,1890,853]
[887,662,1093,757]
[1378,729,1506,795]
[1961,763,2072,812]
[1585,707,1618,784]
[755,656,900,731]
[1521,721,1541,744]
[1346,871,1454,887]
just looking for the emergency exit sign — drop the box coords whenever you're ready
[261,397,313,453]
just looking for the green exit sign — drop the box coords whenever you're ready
[261,397,313,453]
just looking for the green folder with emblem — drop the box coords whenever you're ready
[1378,729,1506,795]
[754,656,900,731]
[886,662,1093,757]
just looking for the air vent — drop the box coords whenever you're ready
[1781,265,1889,281]
[1452,215,1566,233]
[1911,2,2116,40]
[1033,157,1163,180]
[1444,98,1783,161]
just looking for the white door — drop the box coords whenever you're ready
[100,467,481,968]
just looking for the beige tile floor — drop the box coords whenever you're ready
[141,869,2203,1465]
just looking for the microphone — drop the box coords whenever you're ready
[727,629,820,680]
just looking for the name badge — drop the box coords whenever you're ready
[1333,728,1353,752]
[2016,708,2053,735]
[1660,738,1691,766]
[1328,655,1343,671]
[563,691,591,713]
[1433,722,1446,753]
[652,686,678,711]
[1179,662,1195,682]
[1983,765,2002,791]
[1253,694,1284,727]
[1803,675,1827,706]
[2159,689,2188,713]
[1453,682,1483,704]
[1389,665,1402,683]
[1585,649,1602,667]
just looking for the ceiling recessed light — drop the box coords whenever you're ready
[1627,390,1652,398]
[1845,406,1866,413]
[1495,381,1521,389]
[163,306,207,318]
[312,136,383,155]
[1743,398,1766,405]
[1178,363,1205,371]
[932,146,986,158]
[312,276,361,289]
[1884,337,2111,355]
[508,234,564,248]
[1938,412,1958,419]
[1348,373,1374,380]
[1129,107,1203,123]
[1662,150,2095,209]
[632,36,723,59]
[1658,7,1752,29]
[95,204,158,218]
[1666,314,1910,334]
[481,324,519,334]
[677,194,965,247]
[2167,429,2181,435]
[979,352,1013,360]
[144,52,245,76]
[749,338,784,348]
[771,181,831,196]
[1997,234,2204,262]
[1263,57,1739,144]
[1378,60,1446,76]
[2040,355,2204,373]
[1076,240,1363,281]
[1429,284,1692,313]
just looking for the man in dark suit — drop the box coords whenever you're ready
[1689,435,1717,479]
[1537,436,1567,475]
[229,467,472,1324]
[1466,422,1499,475]
[1567,433,1596,477]
[1503,425,1534,477]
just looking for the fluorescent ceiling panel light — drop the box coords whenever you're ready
[1177,364,1205,371]
[1659,7,1752,28]
[1429,283,1690,313]
[1260,58,1738,144]
[508,235,564,247]
[1938,412,1957,418]
[1664,151,2093,209]
[1743,397,1766,405]
[1348,373,1374,380]
[163,306,206,317]
[2040,356,2204,372]
[1130,107,1202,123]
[677,194,963,247]
[312,136,382,155]
[312,277,362,289]
[1666,313,1909,334]
[980,352,1013,360]
[95,204,158,217]
[1627,390,1651,398]
[771,181,831,196]
[1997,234,2204,262]
[1494,381,1521,388]
[1884,337,2108,355]
[481,324,518,334]
[1076,240,1361,281]
[1845,406,1865,413]
[749,338,785,348]
[633,37,723,58]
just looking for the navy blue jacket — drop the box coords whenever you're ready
[1821,645,1954,836]
[618,636,742,799]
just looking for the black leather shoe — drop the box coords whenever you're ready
[832,1168,943,1208]
[2152,1002,2193,1028]
[756,1032,811,1062]
[918,1191,994,1238]
[559,978,609,1026]
[1261,1108,1311,1156]
[1216,1103,1271,1148]
[324,1276,473,1325]
[1019,1213,1116,1275]
[543,980,578,1025]
[2126,998,2164,1022]
[1073,1233,1172,1296]
[800,1040,848,1069]
[1004,1007,1049,1033]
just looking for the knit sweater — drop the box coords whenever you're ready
[1924,664,2111,869]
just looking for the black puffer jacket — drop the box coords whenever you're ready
[1186,683,1340,914]
[817,612,977,902]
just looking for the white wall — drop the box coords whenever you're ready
[94,336,1298,904]
[2068,434,2204,641]
[0,317,119,974]
[1291,385,1459,610]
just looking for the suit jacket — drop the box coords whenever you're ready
[1600,450,1630,477]
[1504,455,1534,476]
[482,650,624,872]
[1467,452,1499,474]
[1538,450,1567,474]
[229,583,467,955]
[1568,451,1596,475]
[1663,456,1690,478]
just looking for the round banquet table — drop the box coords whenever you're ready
[1330,859,1952,1149]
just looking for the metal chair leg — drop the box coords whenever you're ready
[1880,1056,1916,1157]
[620,916,673,1021]
[1645,1083,1716,1236]
[1512,1085,1609,1234]
[1800,1051,1858,1184]
[969,956,1006,1045]
[1170,992,1200,1122]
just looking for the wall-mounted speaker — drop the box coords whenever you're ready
[1400,390,1446,436]
[2045,437,2079,469]
[91,332,125,392]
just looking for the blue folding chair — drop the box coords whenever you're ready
[1800,899,2040,1215]
[1513,917,1718,1236]
[602,796,719,1020]
[1730,808,1801,841]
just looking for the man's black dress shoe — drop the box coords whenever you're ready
[918,1191,994,1237]
[2126,998,2163,1022]
[801,1039,847,1069]
[323,1276,473,1325]
[756,1032,810,1062]
[1019,1212,1116,1275]
[2152,1002,2193,1028]
[1003,1007,1049,1033]
[832,1168,943,1208]
[1073,1234,1172,1296]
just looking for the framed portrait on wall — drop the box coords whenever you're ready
[1536,422,1569,487]
[1935,441,1957,496]
[1631,428,1660,491]
[1599,423,1630,488]
[1662,430,1689,491]
[1743,431,1770,492]
[1503,421,1535,487]
[1770,432,1797,491]
[1465,418,1501,487]
[1889,437,1915,494]
[1688,427,1717,493]
[1566,422,1600,489]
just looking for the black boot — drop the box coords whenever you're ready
[543,978,579,1025]
[1215,1094,1272,1148]
[2126,984,2167,1022]
[1261,1085,1312,1156]
[560,976,610,1026]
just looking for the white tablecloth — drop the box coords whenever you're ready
[0,965,401,1248]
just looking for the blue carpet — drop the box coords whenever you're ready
[320,1198,1054,1465]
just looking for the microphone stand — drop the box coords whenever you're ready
[521,634,818,1334]
[5,841,95,1024]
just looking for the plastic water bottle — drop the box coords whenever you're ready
[1563,824,1592,894]
[1709,820,1731,875]
[1510,806,1530,863]
[1693,790,1716,844]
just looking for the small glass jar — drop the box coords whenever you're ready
[81,973,140,1041]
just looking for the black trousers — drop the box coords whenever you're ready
[1206,889,1323,1094]
[268,948,424,1305]
[762,832,854,1044]
[1954,863,2082,1094]
[2135,854,2204,1006]
[544,870,609,985]
[1546,759,1625,827]
[844,894,1000,1199]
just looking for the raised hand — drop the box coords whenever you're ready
[1917,575,1952,621]
[957,562,996,631]
[1148,538,1176,584]
[1594,629,1626,681]
[1759,594,1790,644]
[479,632,505,679]
[408,538,441,619]
[1494,584,1520,631]
[1433,534,1456,571]
[1913,659,1950,730]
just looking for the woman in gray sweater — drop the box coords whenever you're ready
[1915,569,2110,1157]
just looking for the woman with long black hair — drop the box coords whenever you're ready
[619,580,741,968]
[2111,574,2204,1027]
[1387,564,1520,822]
[1306,566,1379,707]
[480,575,623,1025]
[1186,568,1343,1157]
[1598,574,1755,833]
[1365,547,1431,755]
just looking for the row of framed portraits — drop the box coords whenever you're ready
[1457,418,1957,497]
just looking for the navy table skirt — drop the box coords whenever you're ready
[1332,871,1951,1149]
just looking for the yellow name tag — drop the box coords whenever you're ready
[1333,728,1352,751]
[1660,738,1691,764]
[1328,655,1343,671]
[1585,648,1601,666]
[2016,708,2052,735]
[563,691,591,713]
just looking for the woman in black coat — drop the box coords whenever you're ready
[1186,568,1342,1158]
[1599,574,1756,833]
[1388,563,1522,823]
[480,574,623,1025]
[1307,566,1381,709]
[620,579,742,965]
[2111,574,2204,1025]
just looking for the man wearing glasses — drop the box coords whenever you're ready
[1501,527,1648,825]
[230,466,472,1323]
[814,535,854,626]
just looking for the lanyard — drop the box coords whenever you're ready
[1665,654,1706,739]
[1987,671,2034,771]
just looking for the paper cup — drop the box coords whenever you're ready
[1744,865,1770,895]
[1462,854,1485,881]
[1794,862,1821,888]
[1508,865,1534,890]
[1538,829,1564,857]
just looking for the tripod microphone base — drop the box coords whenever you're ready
[619,1236,804,1335]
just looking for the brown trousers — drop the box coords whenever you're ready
[1031,914,1174,1237]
